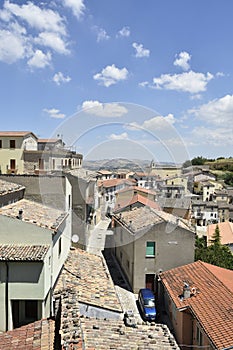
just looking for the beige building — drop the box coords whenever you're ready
[0,131,83,175]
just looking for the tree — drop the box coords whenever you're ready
[195,227,233,270]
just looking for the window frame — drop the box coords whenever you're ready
[146,241,156,257]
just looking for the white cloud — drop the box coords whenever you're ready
[34,31,70,55]
[132,42,150,58]
[174,51,191,71]
[27,49,51,68]
[189,94,233,125]
[96,27,110,42]
[108,132,128,140]
[127,114,176,133]
[43,108,66,119]
[53,72,71,85]
[63,0,85,19]
[0,29,26,63]
[191,126,233,146]
[117,26,130,38]
[152,70,213,94]
[4,1,67,35]
[93,64,128,87]
[81,101,128,117]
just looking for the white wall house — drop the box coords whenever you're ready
[0,197,72,331]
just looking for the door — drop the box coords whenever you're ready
[145,274,155,291]
[10,159,16,170]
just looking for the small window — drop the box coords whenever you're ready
[0,140,2,148]
[58,237,62,257]
[146,242,156,257]
[10,140,16,148]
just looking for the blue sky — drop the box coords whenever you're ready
[0,0,233,163]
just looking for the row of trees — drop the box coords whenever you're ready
[195,225,233,269]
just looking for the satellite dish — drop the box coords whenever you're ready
[72,234,79,243]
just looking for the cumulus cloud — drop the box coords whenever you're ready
[43,108,66,119]
[174,51,191,71]
[53,72,71,85]
[108,132,128,140]
[128,114,176,132]
[96,27,110,42]
[132,42,150,58]
[27,49,51,68]
[34,31,70,55]
[3,1,67,35]
[81,101,128,117]
[152,71,213,94]
[0,1,71,68]
[93,64,128,87]
[117,26,130,38]
[63,0,85,19]
[191,126,233,146]
[189,94,233,125]
[0,29,27,63]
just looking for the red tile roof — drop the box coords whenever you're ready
[207,222,233,245]
[0,318,54,349]
[114,193,161,212]
[99,178,136,188]
[160,261,233,349]
[0,131,37,138]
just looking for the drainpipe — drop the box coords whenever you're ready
[5,262,9,331]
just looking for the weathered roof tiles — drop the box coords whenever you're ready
[0,244,49,261]
[0,198,67,231]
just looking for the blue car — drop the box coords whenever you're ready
[138,288,156,322]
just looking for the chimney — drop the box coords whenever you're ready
[183,282,191,299]
[17,209,23,220]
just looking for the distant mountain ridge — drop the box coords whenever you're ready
[82,158,177,171]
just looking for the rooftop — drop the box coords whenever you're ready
[55,247,122,313]
[114,193,161,213]
[207,221,233,245]
[80,318,179,350]
[113,206,192,233]
[99,178,136,188]
[0,199,67,231]
[0,131,37,138]
[0,244,49,261]
[0,179,25,196]
[160,260,233,350]
[0,318,55,350]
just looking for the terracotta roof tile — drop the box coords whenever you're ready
[113,206,193,233]
[0,131,37,138]
[114,193,161,212]
[207,222,233,245]
[55,248,122,313]
[160,261,233,349]
[0,244,49,261]
[80,318,179,349]
[0,179,25,196]
[0,199,67,231]
[0,318,54,349]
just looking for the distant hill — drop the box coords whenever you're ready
[82,158,177,171]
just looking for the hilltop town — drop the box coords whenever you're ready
[0,131,232,349]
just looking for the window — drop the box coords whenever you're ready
[0,140,2,148]
[10,139,16,148]
[146,241,156,257]
[196,325,203,346]
[58,237,62,257]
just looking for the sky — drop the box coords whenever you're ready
[0,0,233,164]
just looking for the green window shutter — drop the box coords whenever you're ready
[146,242,155,256]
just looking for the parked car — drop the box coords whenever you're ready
[138,288,156,322]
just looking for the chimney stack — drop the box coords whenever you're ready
[17,209,23,220]
[183,282,191,299]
